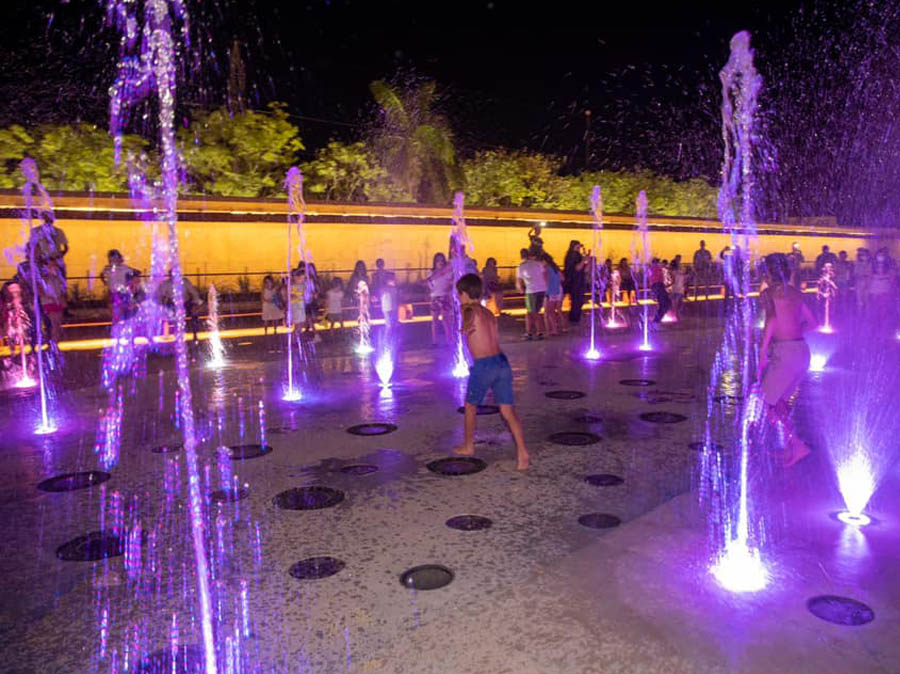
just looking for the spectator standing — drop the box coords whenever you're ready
[692,240,713,300]
[563,240,588,324]
[100,249,140,325]
[834,251,853,318]
[543,252,564,336]
[814,245,838,276]
[648,258,671,322]
[481,257,504,316]
[261,274,284,335]
[855,248,873,313]
[516,247,548,340]
[325,277,346,334]
[619,258,636,305]
[426,252,453,346]
[669,259,687,319]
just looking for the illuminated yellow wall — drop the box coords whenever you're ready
[0,193,890,291]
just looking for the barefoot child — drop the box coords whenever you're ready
[757,253,817,467]
[453,273,530,471]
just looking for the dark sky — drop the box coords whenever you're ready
[2,0,898,225]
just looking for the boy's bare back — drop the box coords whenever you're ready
[462,303,501,359]
[763,285,815,340]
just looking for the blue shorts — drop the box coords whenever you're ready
[466,353,514,406]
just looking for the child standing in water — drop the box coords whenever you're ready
[261,274,284,335]
[453,273,529,471]
[757,253,817,467]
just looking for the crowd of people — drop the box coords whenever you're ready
[3,213,900,358]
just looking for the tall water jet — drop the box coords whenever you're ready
[283,167,307,400]
[702,31,768,593]
[6,282,34,388]
[355,279,374,355]
[19,158,56,433]
[585,185,603,360]
[108,1,218,669]
[635,191,652,351]
[374,348,394,388]
[206,284,226,369]
[449,192,473,378]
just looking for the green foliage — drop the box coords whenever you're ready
[31,123,147,192]
[301,141,409,202]
[0,125,33,188]
[369,79,458,203]
[179,103,303,197]
[462,150,568,208]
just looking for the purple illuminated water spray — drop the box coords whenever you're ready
[107,0,218,668]
[635,191,651,351]
[283,167,308,400]
[450,192,473,378]
[19,158,55,433]
[706,31,768,593]
[206,284,226,368]
[585,186,603,360]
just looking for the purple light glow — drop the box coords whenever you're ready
[809,352,828,372]
[584,347,602,361]
[375,351,394,387]
[638,342,653,352]
[836,451,876,517]
[836,511,872,527]
[712,540,770,593]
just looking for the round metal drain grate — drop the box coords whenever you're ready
[273,486,345,510]
[400,564,454,590]
[426,457,487,476]
[573,414,603,424]
[347,423,397,436]
[545,390,586,400]
[56,530,125,562]
[339,464,379,476]
[548,432,601,446]
[456,405,500,415]
[38,471,111,493]
[689,441,727,453]
[227,444,272,460]
[640,412,688,424]
[585,474,624,487]
[619,379,656,387]
[578,513,622,529]
[210,487,249,503]
[150,444,181,454]
[446,515,493,531]
[135,645,204,673]
[807,595,875,626]
[289,556,346,580]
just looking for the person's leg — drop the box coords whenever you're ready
[536,293,547,336]
[455,359,487,456]
[430,302,440,344]
[453,403,477,456]
[499,405,529,471]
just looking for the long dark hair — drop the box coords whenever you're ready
[763,253,791,286]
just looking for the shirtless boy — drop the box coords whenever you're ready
[453,273,530,471]
[758,253,817,467]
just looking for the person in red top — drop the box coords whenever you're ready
[648,258,670,322]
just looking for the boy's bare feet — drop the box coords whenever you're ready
[783,436,810,468]
[516,450,530,471]
[453,444,475,457]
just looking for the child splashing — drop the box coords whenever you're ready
[756,253,817,467]
[453,273,529,471]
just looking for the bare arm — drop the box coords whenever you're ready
[799,299,817,332]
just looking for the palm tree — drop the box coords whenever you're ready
[369,78,459,204]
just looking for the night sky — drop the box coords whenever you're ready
[1,1,898,224]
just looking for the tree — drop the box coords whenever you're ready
[179,103,303,197]
[463,150,568,208]
[301,141,409,202]
[369,78,458,204]
[0,125,34,188]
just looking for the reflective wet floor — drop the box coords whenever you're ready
[1,312,898,673]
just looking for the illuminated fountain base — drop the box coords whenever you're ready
[835,511,872,527]
[711,541,769,593]
[584,348,601,361]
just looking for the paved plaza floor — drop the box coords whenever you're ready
[0,311,897,673]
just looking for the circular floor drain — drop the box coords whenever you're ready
[456,405,500,415]
[347,423,397,436]
[545,390,586,400]
[38,471,111,493]
[714,394,743,406]
[400,564,454,590]
[619,379,656,387]
[640,412,688,424]
[585,474,624,486]
[56,531,125,561]
[573,414,603,424]
[210,487,249,503]
[227,444,272,460]
[807,595,875,626]
[426,457,487,476]
[273,486,345,510]
[446,515,493,531]
[578,513,622,529]
[548,432,601,446]
[339,464,379,476]
[689,441,727,453]
[135,645,204,673]
[289,556,346,580]
[150,444,182,454]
